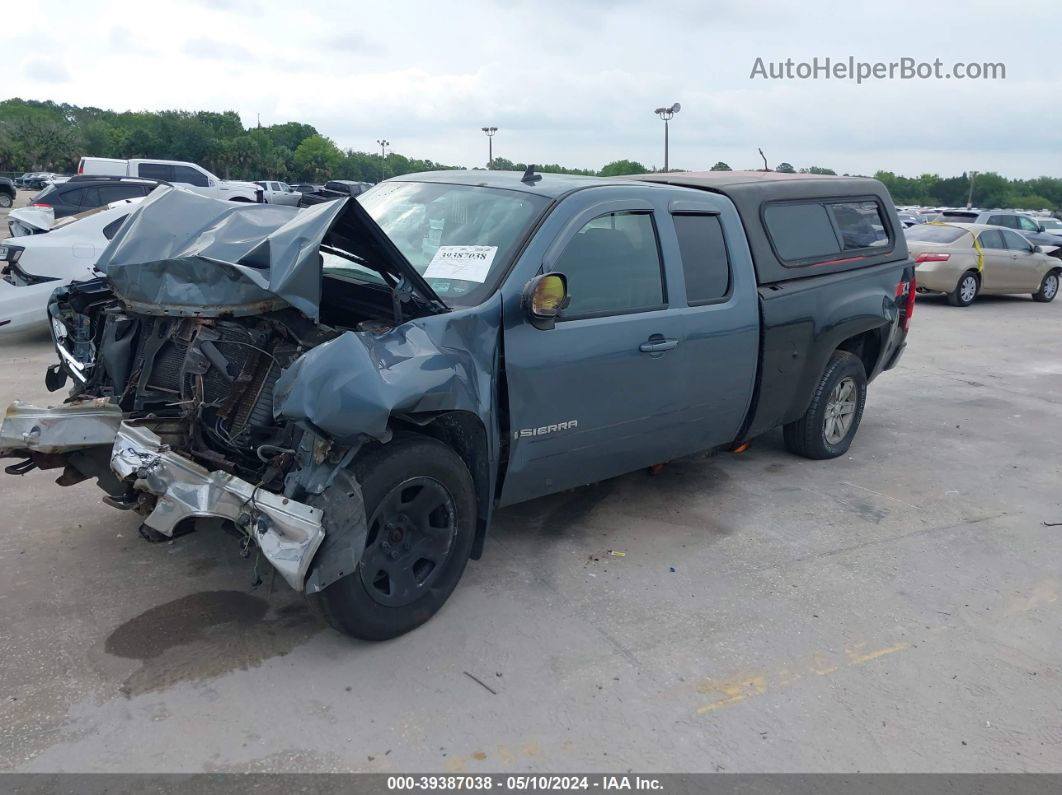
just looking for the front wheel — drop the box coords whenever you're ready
[0,193,12,208]
[310,436,476,641]
[1033,270,1059,303]
[783,350,868,460]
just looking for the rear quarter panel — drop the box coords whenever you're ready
[746,260,909,439]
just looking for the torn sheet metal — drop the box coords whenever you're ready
[7,205,55,236]
[273,298,502,443]
[111,422,324,591]
[0,399,124,455]
[94,186,348,320]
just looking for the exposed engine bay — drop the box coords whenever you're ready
[0,185,468,595]
[49,279,382,491]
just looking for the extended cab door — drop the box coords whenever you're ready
[499,190,759,506]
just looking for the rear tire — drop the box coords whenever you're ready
[947,271,979,307]
[310,436,476,641]
[783,350,867,460]
[1033,270,1059,303]
[0,193,12,208]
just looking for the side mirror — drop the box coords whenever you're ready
[1031,244,1041,253]
[522,272,570,330]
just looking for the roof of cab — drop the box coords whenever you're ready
[390,169,642,199]
[634,170,883,197]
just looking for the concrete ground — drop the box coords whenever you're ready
[0,294,1059,773]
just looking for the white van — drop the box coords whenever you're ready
[77,157,261,202]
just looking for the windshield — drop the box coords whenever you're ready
[359,181,550,306]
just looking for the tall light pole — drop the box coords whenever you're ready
[966,170,978,209]
[481,126,497,169]
[653,103,681,172]
[376,139,389,182]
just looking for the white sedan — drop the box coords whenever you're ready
[0,199,142,335]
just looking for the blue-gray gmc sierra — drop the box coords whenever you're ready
[0,169,914,640]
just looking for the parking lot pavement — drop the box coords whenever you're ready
[0,294,1060,773]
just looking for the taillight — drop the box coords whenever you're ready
[30,202,51,208]
[896,275,916,332]
[77,161,84,174]
[914,252,950,263]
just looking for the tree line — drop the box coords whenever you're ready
[1,99,1058,209]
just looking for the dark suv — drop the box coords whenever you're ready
[28,176,166,219]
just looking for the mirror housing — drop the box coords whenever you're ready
[522,272,570,330]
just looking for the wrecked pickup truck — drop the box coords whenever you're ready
[0,170,914,640]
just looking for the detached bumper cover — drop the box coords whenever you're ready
[111,422,324,591]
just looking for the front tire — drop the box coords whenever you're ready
[311,436,476,641]
[783,350,867,460]
[1033,270,1059,303]
[0,193,12,208]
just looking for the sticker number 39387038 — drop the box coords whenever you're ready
[424,245,498,283]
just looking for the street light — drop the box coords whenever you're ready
[481,126,497,169]
[653,103,681,172]
[376,139,389,182]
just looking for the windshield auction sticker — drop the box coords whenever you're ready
[424,245,498,282]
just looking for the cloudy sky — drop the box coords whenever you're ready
[9,0,1062,177]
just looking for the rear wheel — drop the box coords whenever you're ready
[310,436,476,641]
[0,192,12,208]
[1033,270,1059,303]
[947,271,979,307]
[783,351,867,460]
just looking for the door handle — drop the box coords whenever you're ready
[639,337,679,353]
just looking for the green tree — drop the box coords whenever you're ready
[293,134,343,181]
[710,161,732,171]
[800,166,836,175]
[776,162,796,173]
[598,159,647,177]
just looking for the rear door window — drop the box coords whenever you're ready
[977,230,1005,249]
[554,211,666,317]
[672,213,731,303]
[77,187,102,208]
[172,166,209,187]
[138,163,174,181]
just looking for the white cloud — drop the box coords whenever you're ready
[3,0,1061,177]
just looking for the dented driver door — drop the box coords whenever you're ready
[499,196,690,506]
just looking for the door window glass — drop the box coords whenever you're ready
[553,211,665,316]
[672,213,731,303]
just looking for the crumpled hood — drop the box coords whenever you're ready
[94,186,347,319]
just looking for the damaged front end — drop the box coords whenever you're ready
[0,186,459,594]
